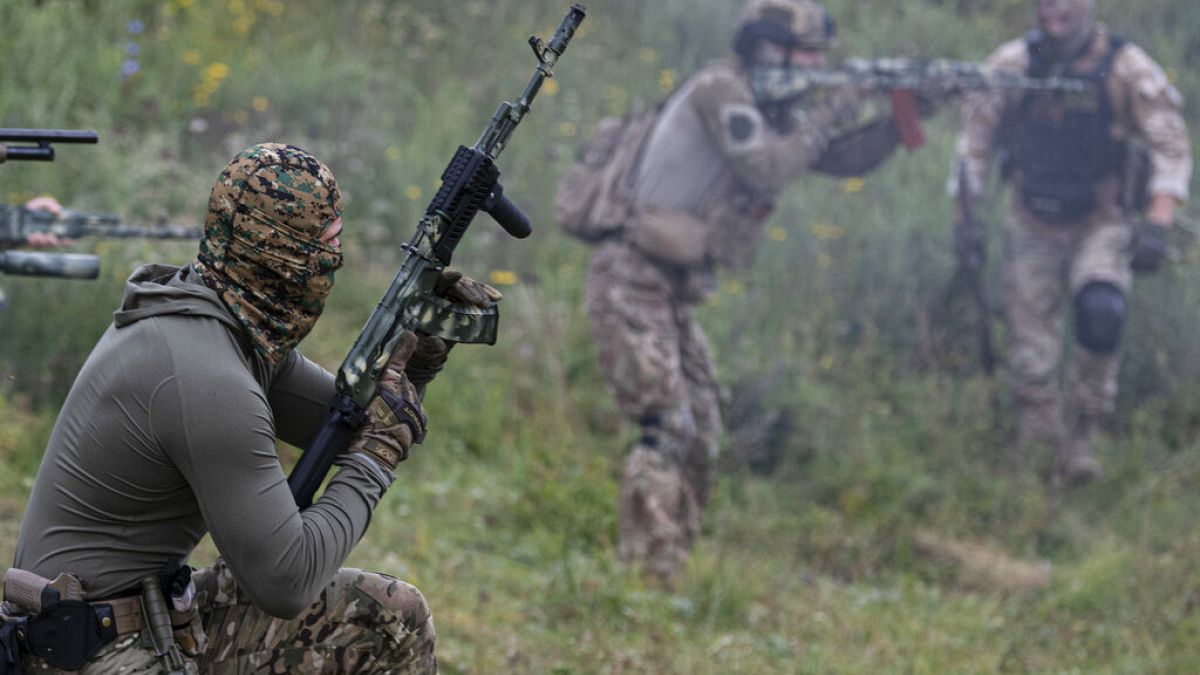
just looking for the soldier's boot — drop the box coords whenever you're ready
[1053,414,1103,487]
[617,445,700,585]
[1012,404,1064,472]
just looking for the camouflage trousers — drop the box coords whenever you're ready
[585,242,721,581]
[1001,196,1133,464]
[20,559,436,674]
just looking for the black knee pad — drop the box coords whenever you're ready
[1073,281,1126,354]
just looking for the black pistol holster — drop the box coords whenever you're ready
[2,569,118,673]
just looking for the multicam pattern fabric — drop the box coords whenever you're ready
[584,55,879,580]
[21,560,437,674]
[194,143,344,365]
[950,24,1191,471]
[734,0,837,50]
[586,241,721,581]
[1000,198,1129,461]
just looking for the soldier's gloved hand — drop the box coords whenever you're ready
[433,266,503,307]
[347,332,427,477]
[405,268,504,389]
[953,219,986,271]
[1130,220,1168,274]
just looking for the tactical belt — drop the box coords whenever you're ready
[1,568,192,673]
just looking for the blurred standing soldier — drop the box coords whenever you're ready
[580,0,923,581]
[949,0,1191,485]
[2,143,499,673]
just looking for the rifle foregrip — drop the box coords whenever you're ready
[484,183,531,239]
[288,394,367,509]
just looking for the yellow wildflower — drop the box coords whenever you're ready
[386,146,403,161]
[205,63,230,81]
[819,354,835,371]
[405,185,422,201]
[489,270,519,286]
[658,69,677,93]
[182,50,201,65]
[639,47,659,63]
[251,95,270,112]
[722,279,745,296]
[232,110,249,125]
[842,177,865,194]
[558,121,578,138]
[768,226,787,242]
[543,79,560,97]
[809,222,844,240]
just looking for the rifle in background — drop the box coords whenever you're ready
[750,58,1093,150]
[944,161,996,376]
[0,205,200,245]
[0,128,98,162]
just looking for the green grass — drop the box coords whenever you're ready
[3,0,1200,672]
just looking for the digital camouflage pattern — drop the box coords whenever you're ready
[194,143,344,365]
[950,23,1191,477]
[21,559,437,674]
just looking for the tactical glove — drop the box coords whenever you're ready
[953,218,986,271]
[1130,221,1168,274]
[348,332,427,475]
[404,267,503,389]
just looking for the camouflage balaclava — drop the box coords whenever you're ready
[193,143,344,364]
[1034,0,1097,62]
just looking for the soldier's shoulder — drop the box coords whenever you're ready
[687,59,753,102]
[984,37,1029,71]
[1110,38,1165,76]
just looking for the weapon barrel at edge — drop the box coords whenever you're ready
[0,251,100,279]
[0,129,99,143]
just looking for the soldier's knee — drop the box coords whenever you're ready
[1074,281,1125,354]
[350,572,432,629]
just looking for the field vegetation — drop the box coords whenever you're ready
[2,0,1199,671]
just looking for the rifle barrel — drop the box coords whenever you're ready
[0,251,100,279]
[0,129,99,143]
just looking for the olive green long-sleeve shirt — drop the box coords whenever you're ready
[14,263,384,618]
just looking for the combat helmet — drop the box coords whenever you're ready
[733,0,837,62]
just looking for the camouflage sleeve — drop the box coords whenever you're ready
[948,39,1029,197]
[1111,44,1192,201]
[688,64,863,193]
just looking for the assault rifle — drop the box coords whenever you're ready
[287,4,586,508]
[0,128,102,309]
[943,161,996,375]
[750,58,1094,149]
[0,205,201,245]
[0,128,98,162]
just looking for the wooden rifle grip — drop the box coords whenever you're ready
[890,89,925,151]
